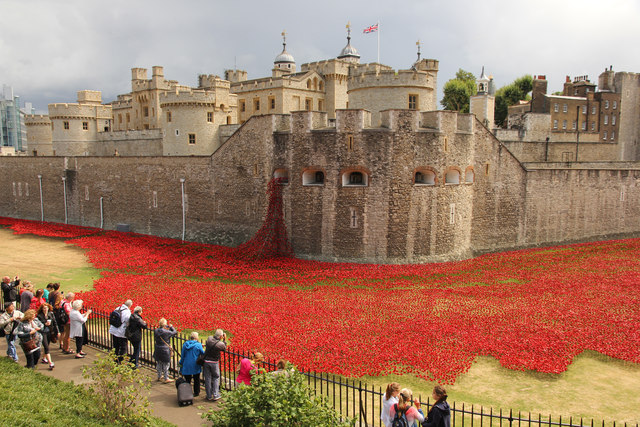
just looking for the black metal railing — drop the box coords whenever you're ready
[1,298,636,427]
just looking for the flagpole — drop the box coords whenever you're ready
[377,21,380,63]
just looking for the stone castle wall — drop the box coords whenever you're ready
[2,110,639,263]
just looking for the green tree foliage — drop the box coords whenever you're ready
[203,365,354,427]
[494,75,533,127]
[441,69,477,113]
[82,350,153,426]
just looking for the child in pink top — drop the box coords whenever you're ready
[235,352,264,385]
[389,388,424,426]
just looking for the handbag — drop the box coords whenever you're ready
[196,353,205,366]
[22,337,37,352]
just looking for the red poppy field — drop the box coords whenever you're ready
[1,216,639,384]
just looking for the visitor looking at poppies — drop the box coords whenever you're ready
[179,331,204,397]
[235,351,264,386]
[154,318,177,383]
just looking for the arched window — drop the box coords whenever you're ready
[307,80,312,89]
[302,169,325,186]
[313,78,318,90]
[273,168,289,184]
[414,169,436,185]
[342,170,369,187]
[465,167,474,184]
[445,169,461,185]
[319,81,324,91]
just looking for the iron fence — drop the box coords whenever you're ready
[1,297,637,427]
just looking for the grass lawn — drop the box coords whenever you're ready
[1,227,639,425]
[0,357,173,426]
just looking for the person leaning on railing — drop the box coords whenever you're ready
[1,275,21,309]
[153,318,177,383]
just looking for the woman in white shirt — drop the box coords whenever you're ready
[69,299,91,358]
[381,382,401,427]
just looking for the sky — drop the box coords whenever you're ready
[1,0,639,114]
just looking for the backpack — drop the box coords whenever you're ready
[109,307,124,327]
[392,404,409,427]
[56,302,69,325]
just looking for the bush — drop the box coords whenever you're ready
[203,365,354,427]
[82,350,152,426]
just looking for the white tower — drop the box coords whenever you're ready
[470,66,495,128]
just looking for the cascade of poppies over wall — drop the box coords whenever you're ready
[1,215,639,384]
[234,177,293,260]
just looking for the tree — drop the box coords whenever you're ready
[203,365,354,426]
[441,69,477,113]
[494,75,533,127]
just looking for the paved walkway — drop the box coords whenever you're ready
[1,339,219,426]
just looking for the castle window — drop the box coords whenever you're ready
[342,170,369,187]
[445,169,461,185]
[240,100,246,112]
[318,99,324,111]
[313,78,318,90]
[188,133,196,144]
[166,111,171,122]
[414,169,436,185]
[408,94,418,110]
[562,120,567,130]
[144,107,149,117]
[591,122,596,131]
[604,115,608,125]
[582,105,587,114]
[319,81,324,91]
[302,169,325,186]
[465,167,474,184]
[305,98,312,111]
[207,112,213,122]
[273,168,289,184]
[118,114,122,124]
[572,120,576,130]
[449,204,456,225]
[603,131,607,140]
[613,101,617,109]
[604,100,609,109]
[347,135,354,151]
[269,97,275,110]
[554,103,559,112]
[612,114,616,125]
[227,116,231,124]
[349,207,358,228]
[126,113,130,123]
[563,104,567,113]
[82,122,88,130]
[611,131,615,140]
[307,80,312,89]
[553,120,558,129]
[152,191,158,208]
[63,121,69,130]
[254,99,260,112]
[581,121,586,130]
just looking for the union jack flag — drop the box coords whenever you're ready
[363,23,378,34]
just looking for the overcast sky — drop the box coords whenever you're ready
[2,0,639,113]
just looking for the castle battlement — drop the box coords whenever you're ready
[48,103,112,119]
[24,114,51,125]
[198,74,230,90]
[348,68,435,90]
[159,89,217,107]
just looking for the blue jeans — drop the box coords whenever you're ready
[5,335,18,361]
[129,340,141,368]
[203,361,221,399]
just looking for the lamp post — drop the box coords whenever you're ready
[62,176,68,224]
[37,175,43,221]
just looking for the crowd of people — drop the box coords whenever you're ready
[1,275,91,369]
[381,382,451,427]
[3,276,450,423]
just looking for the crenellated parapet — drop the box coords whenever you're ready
[159,89,218,108]
[24,114,51,126]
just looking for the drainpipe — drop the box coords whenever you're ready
[37,175,44,221]
[99,197,104,229]
[61,176,68,224]
[180,178,186,241]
